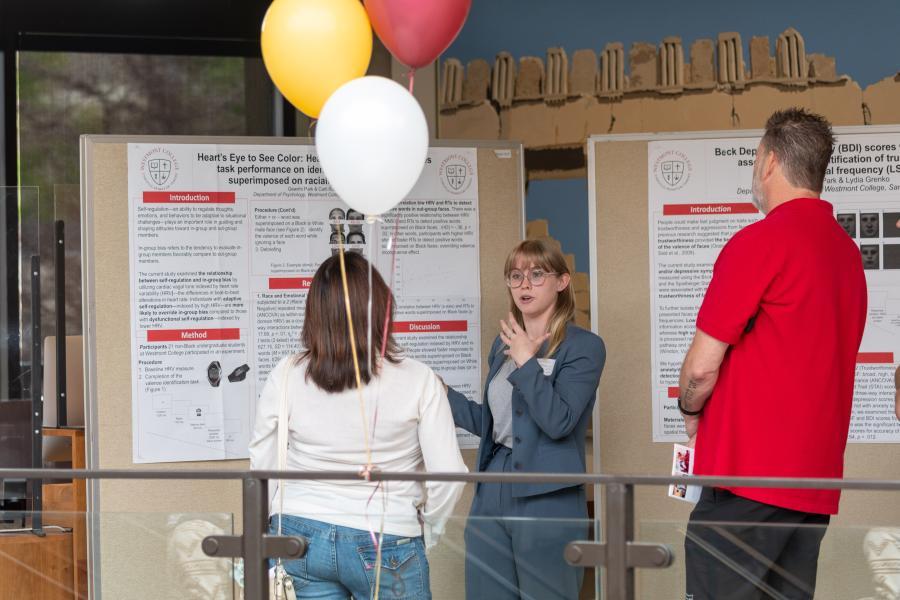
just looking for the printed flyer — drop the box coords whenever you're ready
[128,143,482,462]
[648,134,900,443]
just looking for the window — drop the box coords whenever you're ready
[600,43,625,95]
[545,47,568,102]
[440,58,464,109]
[776,28,808,82]
[492,52,516,108]
[717,32,746,86]
[659,37,685,89]
[10,51,273,403]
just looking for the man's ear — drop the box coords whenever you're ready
[762,148,778,181]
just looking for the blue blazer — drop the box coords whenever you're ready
[448,323,606,498]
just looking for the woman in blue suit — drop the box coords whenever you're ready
[446,239,606,600]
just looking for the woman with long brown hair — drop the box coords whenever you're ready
[250,252,466,599]
[446,239,606,599]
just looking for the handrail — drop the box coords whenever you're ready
[5,467,897,599]
[2,467,900,490]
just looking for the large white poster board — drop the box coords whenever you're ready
[127,143,481,462]
[647,131,900,443]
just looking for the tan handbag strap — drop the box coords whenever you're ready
[276,359,291,541]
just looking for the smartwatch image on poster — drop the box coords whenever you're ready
[228,364,250,383]
[207,361,222,387]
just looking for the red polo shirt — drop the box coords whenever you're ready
[694,198,867,515]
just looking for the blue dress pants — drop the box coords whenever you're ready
[464,445,588,600]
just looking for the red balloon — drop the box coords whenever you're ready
[365,0,472,69]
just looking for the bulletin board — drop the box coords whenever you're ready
[80,135,525,599]
[589,127,900,599]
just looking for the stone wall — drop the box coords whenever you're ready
[439,28,899,177]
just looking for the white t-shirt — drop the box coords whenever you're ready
[249,354,467,543]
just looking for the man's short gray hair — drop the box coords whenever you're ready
[761,108,835,193]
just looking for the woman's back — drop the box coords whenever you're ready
[248,252,464,597]
[250,353,466,539]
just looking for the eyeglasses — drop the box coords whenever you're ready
[506,269,557,288]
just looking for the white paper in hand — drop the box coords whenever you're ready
[667,443,701,504]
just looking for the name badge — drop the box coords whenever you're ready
[536,358,556,376]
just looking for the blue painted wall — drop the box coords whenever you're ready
[447,0,900,272]
[527,179,590,271]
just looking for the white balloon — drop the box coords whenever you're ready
[315,76,429,216]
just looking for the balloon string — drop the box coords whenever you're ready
[336,236,372,467]
[374,481,386,598]
[362,375,385,600]
[380,215,401,358]
[368,216,400,600]
[363,478,387,598]
[367,226,374,378]
[371,216,399,451]
[366,215,399,469]
[307,118,318,138]
[407,69,416,94]
[340,231,378,600]
[354,216,401,600]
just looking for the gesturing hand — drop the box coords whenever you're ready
[500,312,550,368]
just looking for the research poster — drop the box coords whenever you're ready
[128,143,481,463]
[648,133,900,443]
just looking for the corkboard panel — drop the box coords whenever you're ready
[589,129,900,599]
[81,135,524,599]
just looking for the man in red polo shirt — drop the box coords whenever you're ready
[677,108,867,600]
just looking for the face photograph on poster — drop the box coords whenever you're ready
[837,213,857,238]
[861,244,881,270]
[860,212,881,238]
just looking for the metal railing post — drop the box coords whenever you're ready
[28,255,43,535]
[606,482,635,600]
[243,476,269,600]
[201,474,306,597]
[567,482,671,594]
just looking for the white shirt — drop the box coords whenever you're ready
[488,358,516,448]
[249,354,467,544]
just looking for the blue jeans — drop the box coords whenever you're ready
[269,515,431,600]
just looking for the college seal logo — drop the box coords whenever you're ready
[661,160,685,186]
[148,159,172,187]
[140,147,179,190]
[439,153,473,194]
[653,150,692,191]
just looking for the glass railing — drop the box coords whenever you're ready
[637,487,900,600]
[98,511,238,599]
[0,508,237,599]
[1,186,40,403]
[639,519,900,600]
[0,469,899,599]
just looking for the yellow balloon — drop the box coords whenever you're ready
[261,0,373,118]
